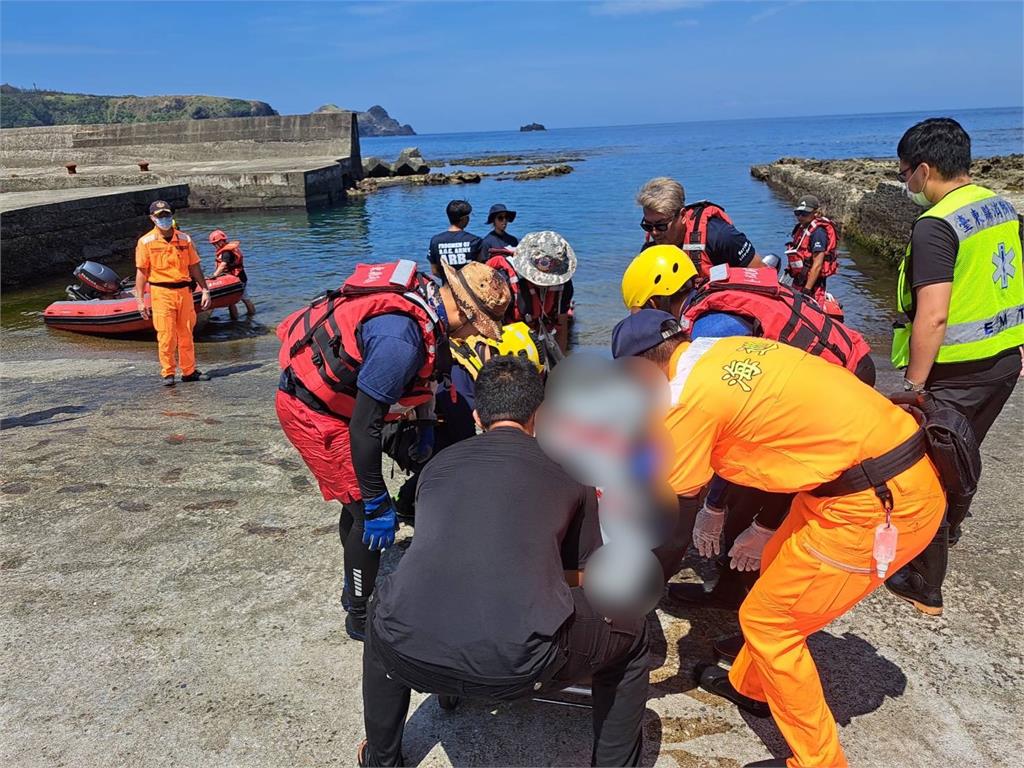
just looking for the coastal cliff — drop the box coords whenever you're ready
[316,103,415,137]
[751,155,1024,264]
[0,84,276,128]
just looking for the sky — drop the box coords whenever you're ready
[2,0,1022,134]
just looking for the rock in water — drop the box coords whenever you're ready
[519,122,546,132]
[361,156,393,178]
[391,147,429,176]
[315,103,416,137]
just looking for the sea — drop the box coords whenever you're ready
[4,106,1021,365]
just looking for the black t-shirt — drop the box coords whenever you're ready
[705,216,756,267]
[371,427,601,680]
[428,230,484,277]
[481,230,519,255]
[640,216,756,267]
[218,249,248,283]
[907,216,1022,385]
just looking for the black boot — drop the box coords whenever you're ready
[885,522,948,616]
[667,563,753,611]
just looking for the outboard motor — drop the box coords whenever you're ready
[67,261,123,300]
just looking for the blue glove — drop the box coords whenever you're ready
[362,492,398,551]
[408,424,435,465]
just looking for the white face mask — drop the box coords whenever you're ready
[903,167,931,207]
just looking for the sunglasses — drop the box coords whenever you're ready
[495,214,510,222]
[640,213,677,233]
[794,209,813,216]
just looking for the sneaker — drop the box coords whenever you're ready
[345,612,366,642]
[180,370,210,382]
[162,376,176,387]
[694,663,770,718]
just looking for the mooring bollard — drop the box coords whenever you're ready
[65,163,77,175]
[138,162,150,172]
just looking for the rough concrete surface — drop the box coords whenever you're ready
[750,154,1024,264]
[1,339,1022,767]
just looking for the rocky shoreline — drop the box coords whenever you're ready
[750,154,1023,264]
[349,147,576,197]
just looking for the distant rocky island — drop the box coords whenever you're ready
[316,104,415,137]
[520,122,546,132]
[0,84,276,128]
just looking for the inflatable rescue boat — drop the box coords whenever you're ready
[43,261,245,336]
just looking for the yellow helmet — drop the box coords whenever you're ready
[458,321,544,379]
[620,244,697,309]
[493,322,544,372]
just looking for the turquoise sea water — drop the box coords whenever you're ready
[6,107,1022,361]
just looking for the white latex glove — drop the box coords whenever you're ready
[728,521,776,572]
[692,504,726,558]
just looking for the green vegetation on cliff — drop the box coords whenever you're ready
[0,84,277,128]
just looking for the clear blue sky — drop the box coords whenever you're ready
[2,0,1022,134]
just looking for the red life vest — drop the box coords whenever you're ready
[215,241,245,276]
[486,251,562,329]
[277,260,444,421]
[681,201,734,279]
[786,217,839,281]
[681,264,871,375]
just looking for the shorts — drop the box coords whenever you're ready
[274,390,361,502]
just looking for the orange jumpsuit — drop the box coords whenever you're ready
[135,227,200,378]
[665,337,945,768]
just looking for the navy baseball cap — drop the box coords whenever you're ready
[149,200,173,215]
[611,309,685,359]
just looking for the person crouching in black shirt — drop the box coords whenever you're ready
[358,356,650,767]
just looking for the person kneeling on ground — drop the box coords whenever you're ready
[359,356,650,768]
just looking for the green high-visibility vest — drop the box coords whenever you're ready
[892,184,1024,368]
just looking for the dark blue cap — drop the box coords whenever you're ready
[611,309,684,359]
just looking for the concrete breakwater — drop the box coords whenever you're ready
[750,155,1023,264]
[0,113,362,289]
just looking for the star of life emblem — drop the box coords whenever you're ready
[992,242,1016,289]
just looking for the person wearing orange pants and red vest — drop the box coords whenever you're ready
[135,200,212,386]
[275,260,510,641]
[610,310,945,768]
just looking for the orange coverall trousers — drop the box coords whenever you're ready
[151,286,197,378]
[728,456,945,768]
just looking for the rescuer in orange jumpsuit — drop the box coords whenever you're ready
[610,310,946,768]
[135,200,212,386]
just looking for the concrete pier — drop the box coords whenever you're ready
[0,112,363,287]
[0,343,1020,767]
[0,184,188,290]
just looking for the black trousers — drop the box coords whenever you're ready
[361,588,650,767]
[927,371,1019,539]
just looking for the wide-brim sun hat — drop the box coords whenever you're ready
[487,203,517,224]
[441,262,511,341]
[510,230,577,287]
